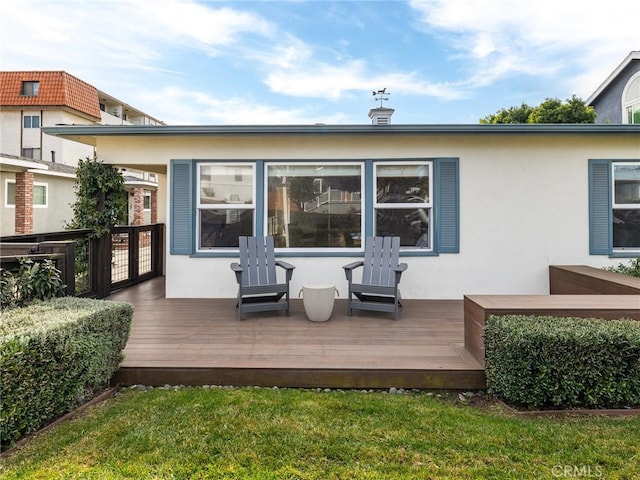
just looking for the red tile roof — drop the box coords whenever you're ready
[0,71,101,120]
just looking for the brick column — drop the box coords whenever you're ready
[15,172,34,234]
[132,187,144,225]
[150,189,158,224]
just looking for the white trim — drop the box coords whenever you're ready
[265,161,364,254]
[27,169,76,179]
[373,160,433,251]
[196,162,256,252]
[0,157,48,171]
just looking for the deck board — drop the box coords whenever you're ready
[109,277,485,389]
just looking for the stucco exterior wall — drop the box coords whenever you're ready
[94,133,640,299]
[0,171,75,236]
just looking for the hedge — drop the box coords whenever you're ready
[485,315,640,410]
[0,297,133,448]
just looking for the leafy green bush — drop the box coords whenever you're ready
[604,257,640,278]
[485,315,640,409]
[0,258,65,310]
[0,297,133,448]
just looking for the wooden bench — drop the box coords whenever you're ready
[464,294,640,366]
[549,265,640,295]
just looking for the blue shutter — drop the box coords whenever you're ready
[435,158,459,253]
[170,160,194,255]
[588,159,612,255]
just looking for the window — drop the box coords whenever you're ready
[21,81,39,96]
[170,158,459,255]
[589,159,640,255]
[23,115,40,128]
[5,180,48,207]
[374,162,432,248]
[197,163,255,249]
[143,191,151,210]
[612,162,640,250]
[21,148,41,160]
[623,73,640,124]
[267,163,363,249]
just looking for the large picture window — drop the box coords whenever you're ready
[374,162,432,249]
[613,162,640,250]
[267,163,363,249]
[197,163,255,249]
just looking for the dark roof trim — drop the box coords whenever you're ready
[43,123,640,138]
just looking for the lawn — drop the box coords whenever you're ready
[1,387,639,479]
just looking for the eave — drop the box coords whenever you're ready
[42,123,640,147]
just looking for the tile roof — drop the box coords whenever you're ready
[0,71,101,120]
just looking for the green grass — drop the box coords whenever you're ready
[1,387,639,479]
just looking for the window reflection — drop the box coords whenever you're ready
[267,164,362,248]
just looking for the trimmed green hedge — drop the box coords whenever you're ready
[485,315,640,410]
[0,297,133,448]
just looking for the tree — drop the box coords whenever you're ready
[480,95,596,124]
[67,156,127,237]
[66,157,127,293]
[479,103,534,124]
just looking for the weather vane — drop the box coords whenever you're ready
[372,88,390,107]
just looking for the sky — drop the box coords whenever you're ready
[1,0,638,125]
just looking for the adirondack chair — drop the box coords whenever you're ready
[343,236,408,320]
[230,236,295,320]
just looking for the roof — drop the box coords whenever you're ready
[587,51,640,105]
[42,122,640,146]
[0,71,101,120]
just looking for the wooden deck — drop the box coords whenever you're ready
[109,277,485,390]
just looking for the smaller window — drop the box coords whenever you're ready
[23,115,40,128]
[612,162,640,251]
[5,180,16,207]
[374,162,433,249]
[143,192,151,210]
[21,81,39,96]
[21,148,41,160]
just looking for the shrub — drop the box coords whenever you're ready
[604,257,640,278]
[485,315,640,410]
[0,297,133,448]
[0,257,65,310]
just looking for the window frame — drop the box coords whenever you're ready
[21,81,39,96]
[265,161,365,254]
[373,160,434,251]
[195,162,256,252]
[23,115,41,129]
[611,160,640,253]
[5,180,48,208]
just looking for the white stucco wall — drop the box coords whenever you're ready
[94,132,640,299]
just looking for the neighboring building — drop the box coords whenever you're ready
[587,51,640,124]
[0,71,162,235]
[0,154,76,235]
[43,119,640,300]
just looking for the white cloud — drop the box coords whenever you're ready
[137,86,346,125]
[409,0,640,96]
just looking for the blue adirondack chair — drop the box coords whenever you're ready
[230,236,295,320]
[343,236,408,320]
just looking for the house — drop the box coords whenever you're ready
[43,108,640,300]
[587,51,640,124]
[0,71,162,235]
